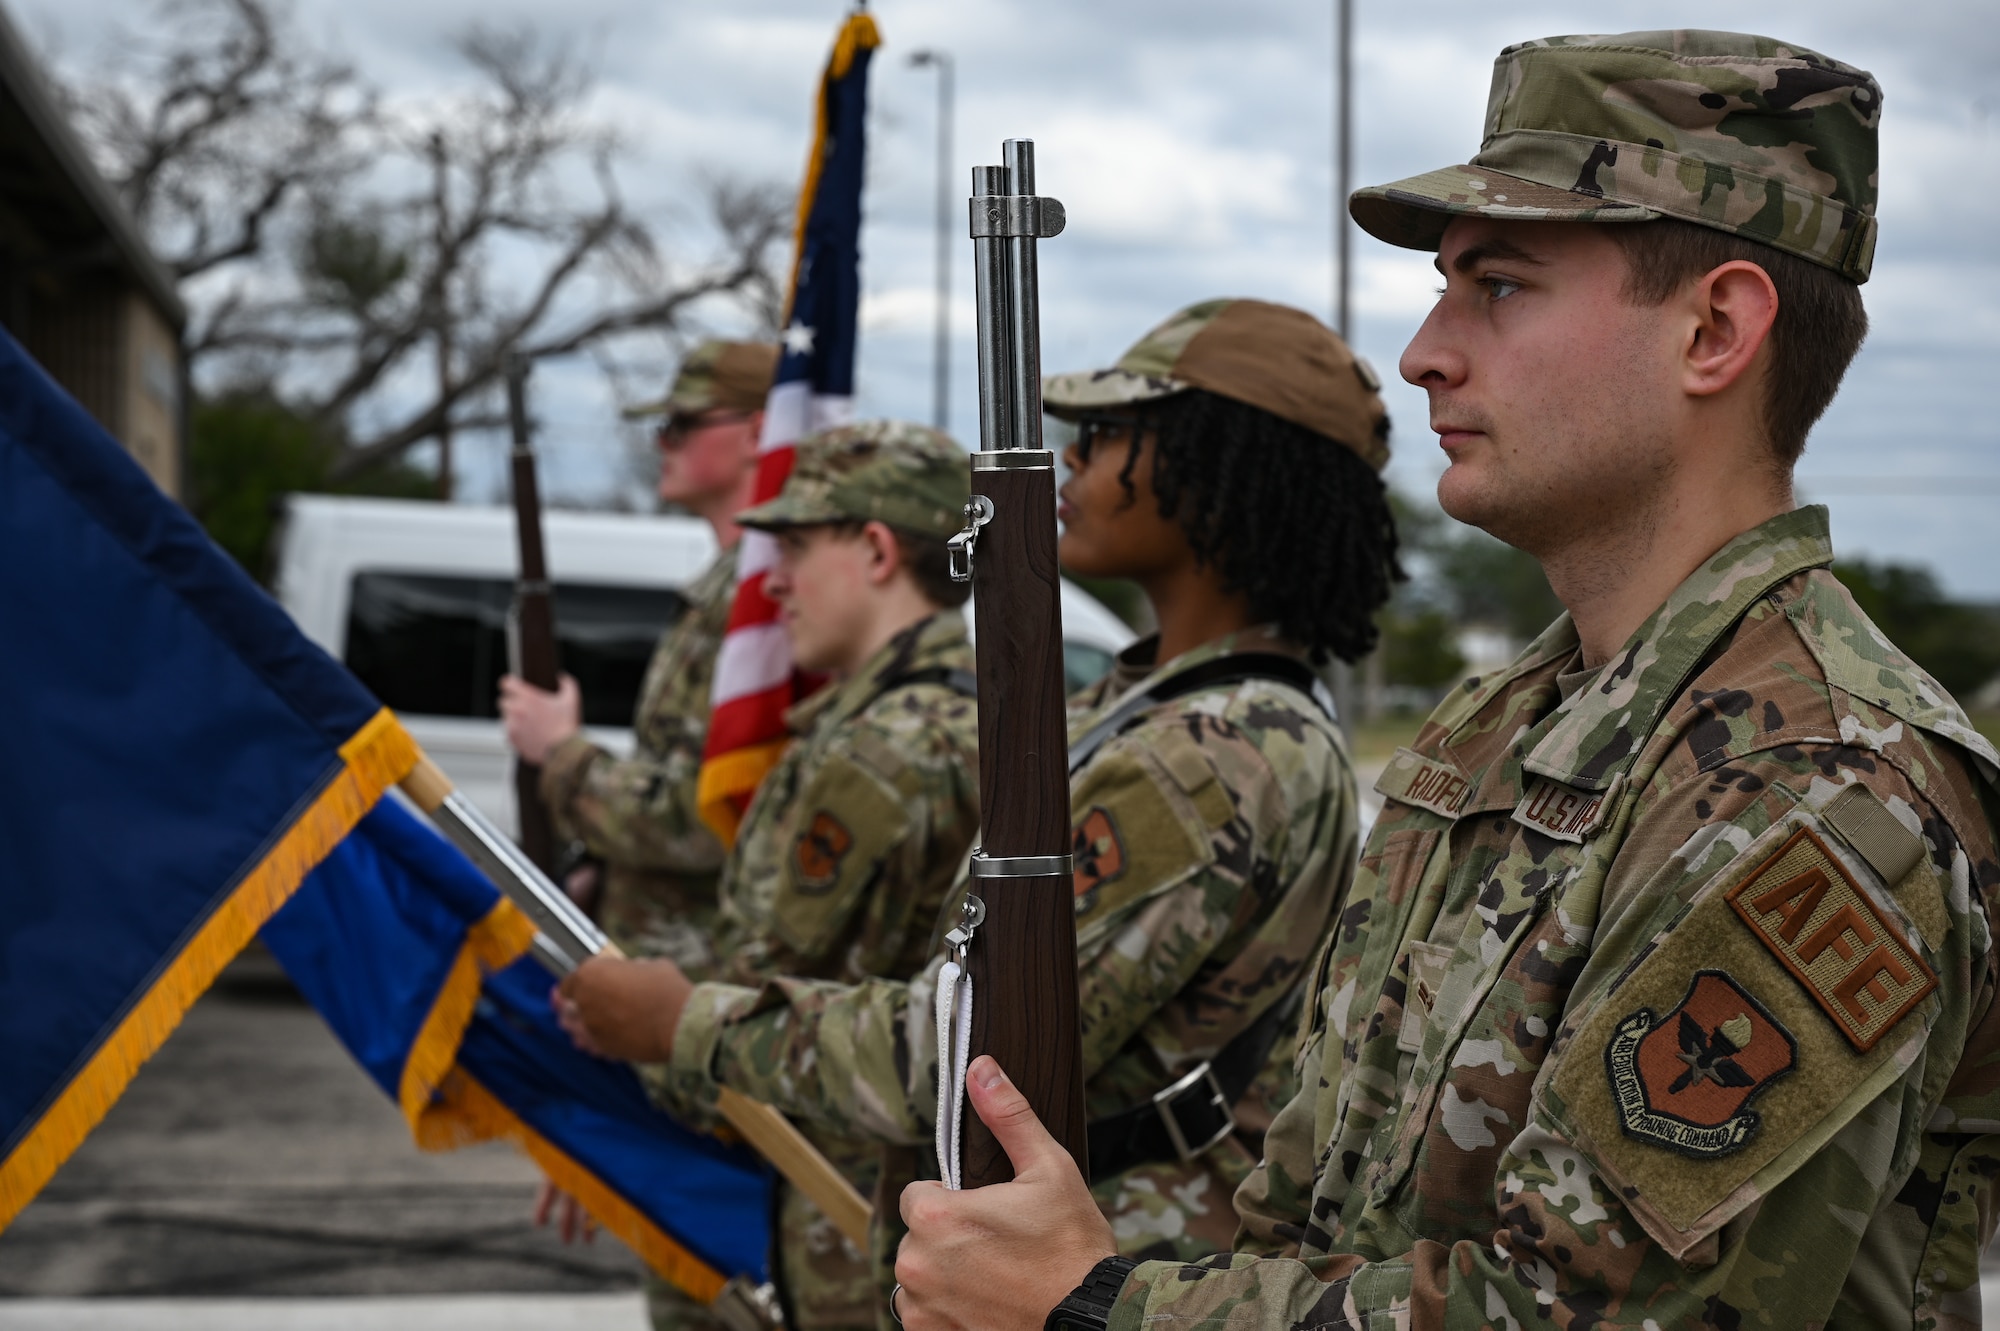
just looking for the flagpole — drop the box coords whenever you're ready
[397,757,873,1249]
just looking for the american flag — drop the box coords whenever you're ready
[696,10,878,846]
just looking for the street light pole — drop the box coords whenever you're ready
[1330,0,1360,736]
[910,49,954,432]
[1334,0,1352,340]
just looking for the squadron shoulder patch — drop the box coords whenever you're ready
[1604,970,1796,1158]
[1072,805,1126,901]
[1726,826,1937,1051]
[793,811,854,893]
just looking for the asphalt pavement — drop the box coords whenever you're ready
[0,948,643,1313]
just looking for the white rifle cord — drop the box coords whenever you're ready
[934,895,984,1191]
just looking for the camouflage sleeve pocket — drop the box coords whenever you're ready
[1543,794,1945,1259]
[1070,736,1216,947]
[770,752,912,961]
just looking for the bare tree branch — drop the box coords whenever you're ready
[57,0,793,491]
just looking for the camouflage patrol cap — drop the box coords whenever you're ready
[1350,31,1882,282]
[622,338,780,419]
[737,420,970,540]
[1041,298,1389,471]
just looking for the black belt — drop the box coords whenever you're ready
[1085,984,1302,1182]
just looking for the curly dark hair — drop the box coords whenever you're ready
[1087,388,1401,664]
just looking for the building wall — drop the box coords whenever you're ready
[15,276,184,498]
[120,291,182,497]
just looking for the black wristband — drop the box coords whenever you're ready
[1044,1255,1139,1331]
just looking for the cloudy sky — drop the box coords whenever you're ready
[24,0,2000,595]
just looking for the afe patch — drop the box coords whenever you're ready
[793,811,854,893]
[1727,826,1937,1051]
[1604,971,1796,1158]
[1072,805,1126,901]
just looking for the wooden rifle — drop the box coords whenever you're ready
[947,139,1089,1184]
[504,356,560,873]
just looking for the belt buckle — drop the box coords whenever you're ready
[1151,1060,1234,1163]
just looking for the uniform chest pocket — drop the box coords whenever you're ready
[1370,904,1585,1207]
[1306,825,1443,1060]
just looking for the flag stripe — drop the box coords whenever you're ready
[416,1069,730,1302]
[712,623,796,707]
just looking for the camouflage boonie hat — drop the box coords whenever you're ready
[622,338,780,420]
[737,420,970,541]
[1041,298,1389,471]
[1350,31,1881,282]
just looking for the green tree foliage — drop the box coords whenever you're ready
[1832,559,2000,698]
[188,393,433,582]
[1374,489,1560,697]
[1430,527,1562,642]
[1379,607,1466,690]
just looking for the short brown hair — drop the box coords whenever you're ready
[894,528,971,609]
[1605,219,1868,467]
[825,522,971,610]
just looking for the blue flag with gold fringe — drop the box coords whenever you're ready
[0,322,770,1296]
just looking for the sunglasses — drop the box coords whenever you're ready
[657,409,752,445]
[1072,413,1147,460]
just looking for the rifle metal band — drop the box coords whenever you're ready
[517,579,552,596]
[970,851,1074,878]
[968,195,1066,239]
[971,450,1054,471]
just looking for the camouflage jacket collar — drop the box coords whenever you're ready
[782,610,970,737]
[1516,506,1834,792]
[1079,625,1306,725]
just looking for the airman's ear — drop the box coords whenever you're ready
[1683,259,1778,401]
[860,519,906,587]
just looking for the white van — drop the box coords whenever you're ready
[274,494,1134,832]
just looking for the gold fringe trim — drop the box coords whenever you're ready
[696,737,789,850]
[415,1067,728,1302]
[396,897,538,1128]
[781,11,883,319]
[0,709,420,1230]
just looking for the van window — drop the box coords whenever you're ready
[1064,642,1114,694]
[345,572,685,726]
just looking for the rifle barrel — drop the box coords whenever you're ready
[960,139,1088,1186]
[505,357,560,873]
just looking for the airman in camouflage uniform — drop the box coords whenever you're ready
[504,337,773,1331]
[567,421,984,1331]
[1112,508,2000,1328]
[521,337,780,967]
[893,31,2000,1331]
[662,301,1404,1324]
